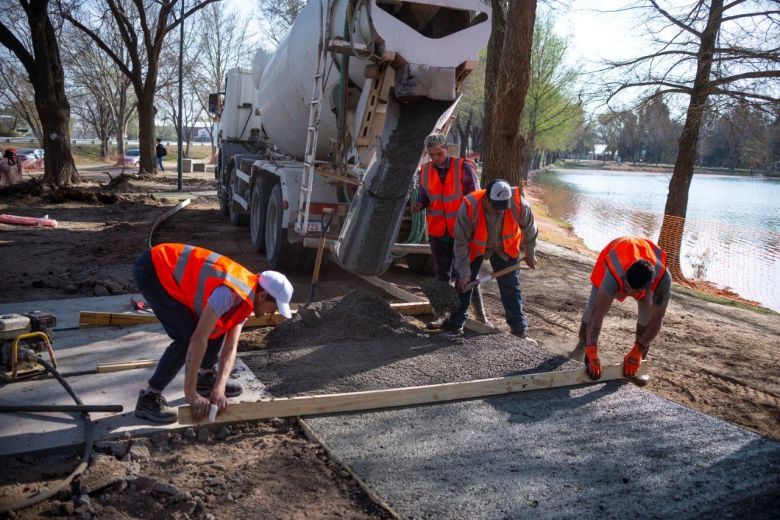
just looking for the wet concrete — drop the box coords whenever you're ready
[421,279,460,314]
[247,322,780,518]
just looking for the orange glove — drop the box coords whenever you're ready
[584,345,601,380]
[623,342,648,377]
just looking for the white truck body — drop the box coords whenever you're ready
[215,0,491,273]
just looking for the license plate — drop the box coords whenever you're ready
[306,221,322,233]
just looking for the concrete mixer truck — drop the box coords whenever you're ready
[211,0,491,275]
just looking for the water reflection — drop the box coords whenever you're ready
[533,169,780,312]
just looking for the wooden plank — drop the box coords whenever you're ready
[79,302,432,329]
[178,362,647,424]
[360,276,497,334]
[96,359,158,373]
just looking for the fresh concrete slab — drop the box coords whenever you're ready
[0,298,268,456]
[0,293,145,330]
[306,379,780,519]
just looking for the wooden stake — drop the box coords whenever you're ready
[96,359,158,373]
[178,362,647,424]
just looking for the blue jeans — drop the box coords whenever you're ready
[133,250,224,391]
[450,254,527,332]
[156,157,164,171]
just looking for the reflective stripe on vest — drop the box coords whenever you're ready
[591,237,667,301]
[152,244,258,339]
[422,157,466,237]
[464,188,523,262]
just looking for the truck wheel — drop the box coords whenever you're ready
[219,182,230,217]
[249,180,270,252]
[406,253,435,275]
[265,183,302,269]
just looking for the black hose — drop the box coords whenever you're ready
[0,404,122,413]
[0,357,95,514]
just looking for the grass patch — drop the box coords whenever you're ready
[672,284,777,316]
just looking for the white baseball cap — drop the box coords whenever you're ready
[258,271,293,318]
[487,179,512,210]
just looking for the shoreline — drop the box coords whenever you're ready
[525,176,776,315]
[555,159,780,179]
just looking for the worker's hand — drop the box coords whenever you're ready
[457,276,471,293]
[584,345,601,380]
[210,389,229,414]
[524,252,537,269]
[411,202,424,214]
[187,392,211,421]
[623,342,647,377]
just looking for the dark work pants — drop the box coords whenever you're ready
[429,237,455,282]
[132,250,224,392]
[450,254,527,332]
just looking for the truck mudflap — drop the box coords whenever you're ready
[333,98,451,275]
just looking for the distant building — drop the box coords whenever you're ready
[0,116,14,132]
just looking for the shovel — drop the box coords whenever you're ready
[306,208,334,305]
[422,259,529,315]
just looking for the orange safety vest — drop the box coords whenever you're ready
[590,237,667,301]
[420,157,469,238]
[463,187,523,262]
[151,243,258,339]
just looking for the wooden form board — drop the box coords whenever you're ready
[359,275,497,334]
[178,362,647,425]
[79,302,433,328]
[96,359,158,373]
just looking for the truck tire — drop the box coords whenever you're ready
[265,183,302,269]
[219,183,230,217]
[227,164,248,227]
[406,253,435,275]
[249,179,271,252]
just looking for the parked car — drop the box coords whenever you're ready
[124,148,141,167]
[16,148,38,162]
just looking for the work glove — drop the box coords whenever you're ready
[623,342,648,377]
[584,345,601,380]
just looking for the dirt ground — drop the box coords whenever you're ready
[1,171,779,517]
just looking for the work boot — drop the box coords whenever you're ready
[134,390,177,424]
[196,370,243,398]
[426,311,449,330]
[440,319,464,337]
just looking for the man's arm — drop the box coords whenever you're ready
[586,289,614,346]
[638,304,667,347]
[184,306,219,418]
[518,196,538,268]
[453,204,473,281]
[210,323,243,413]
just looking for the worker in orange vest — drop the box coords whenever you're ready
[132,243,293,423]
[577,237,671,383]
[411,133,479,328]
[449,179,538,337]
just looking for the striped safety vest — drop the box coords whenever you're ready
[420,157,469,238]
[151,243,258,339]
[463,187,523,262]
[590,237,667,301]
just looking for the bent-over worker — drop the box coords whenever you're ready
[411,133,480,328]
[577,236,671,382]
[133,243,293,423]
[449,179,538,337]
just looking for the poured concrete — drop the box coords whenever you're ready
[0,298,268,456]
[248,329,780,518]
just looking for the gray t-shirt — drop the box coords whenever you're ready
[207,285,244,318]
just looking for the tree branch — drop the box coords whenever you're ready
[649,0,702,38]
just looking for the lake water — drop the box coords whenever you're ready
[532,168,780,312]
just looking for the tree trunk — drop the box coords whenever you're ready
[481,0,508,169]
[114,90,128,164]
[521,135,535,181]
[25,1,79,186]
[657,0,723,281]
[136,92,157,173]
[482,0,537,186]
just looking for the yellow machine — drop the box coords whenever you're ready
[0,312,57,381]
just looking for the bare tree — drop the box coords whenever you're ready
[0,0,79,186]
[0,57,43,142]
[59,0,219,174]
[482,0,538,186]
[603,0,780,279]
[257,0,305,45]
[192,3,251,159]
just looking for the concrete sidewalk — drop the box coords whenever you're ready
[0,296,268,456]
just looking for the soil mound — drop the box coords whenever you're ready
[266,290,423,348]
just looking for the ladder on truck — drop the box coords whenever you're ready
[294,2,332,236]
